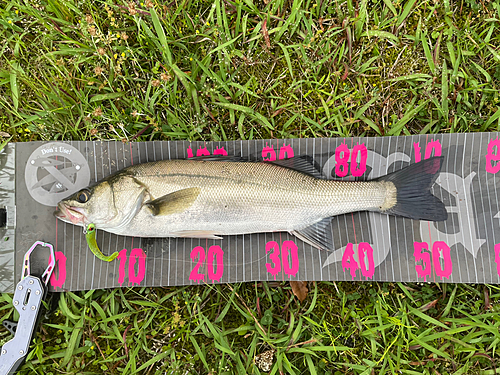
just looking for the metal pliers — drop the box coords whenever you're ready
[0,241,55,375]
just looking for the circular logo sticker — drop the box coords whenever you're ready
[25,143,91,206]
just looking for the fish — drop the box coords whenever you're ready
[55,156,448,251]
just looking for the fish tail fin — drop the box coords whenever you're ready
[376,156,448,221]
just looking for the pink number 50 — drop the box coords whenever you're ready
[413,241,452,281]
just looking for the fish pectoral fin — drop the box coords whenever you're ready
[290,217,334,251]
[145,187,201,216]
[169,230,223,240]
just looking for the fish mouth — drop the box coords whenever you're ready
[54,203,87,226]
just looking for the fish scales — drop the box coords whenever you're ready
[115,160,390,237]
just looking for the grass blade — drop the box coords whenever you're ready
[421,32,435,75]
[481,107,500,131]
[150,8,172,65]
[62,316,84,366]
[361,30,398,43]
[189,336,210,370]
[89,92,124,103]
[408,305,448,330]
[215,102,273,130]
[278,42,294,79]
[382,0,398,16]
[135,352,170,372]
[274,0,303,42]
[397,0,417,27]
[387,73,432,82]
[0,137,12,153]
[387,99,428,135]
[9,62,19,111]
[441,60,449,125]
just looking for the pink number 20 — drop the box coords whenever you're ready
[189,245,224,283]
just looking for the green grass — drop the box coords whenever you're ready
[1,0,500,373]
[1,0,500,140]
[2,283,500,374]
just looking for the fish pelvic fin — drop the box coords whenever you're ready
[145,187,201,216]
[290,217,334,251]
[376,156,448,221]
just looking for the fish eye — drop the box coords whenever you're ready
[77,189,91,203]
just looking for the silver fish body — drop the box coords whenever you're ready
[55,157,447,250]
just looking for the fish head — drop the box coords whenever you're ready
[55,181,117,228]
[55,173,146,230]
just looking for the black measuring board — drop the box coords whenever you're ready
[1,133,499,292]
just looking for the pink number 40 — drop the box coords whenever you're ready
[341,243,375,280]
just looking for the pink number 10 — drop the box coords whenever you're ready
[117,248,147,286]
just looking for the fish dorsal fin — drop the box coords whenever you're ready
[145,187,201,216]
[290,217,334,251]
[189,155,324,178]
[187,155,246,162]
[268,156,325,179]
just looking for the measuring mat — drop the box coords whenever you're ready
[1,133,500,292]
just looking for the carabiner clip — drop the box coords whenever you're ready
[21,241,56,286]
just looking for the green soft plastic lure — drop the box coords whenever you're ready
[85,223,119,262]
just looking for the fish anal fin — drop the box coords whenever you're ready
[145,187,201,216]
[169,230,223,239]
[290,217,334,251]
